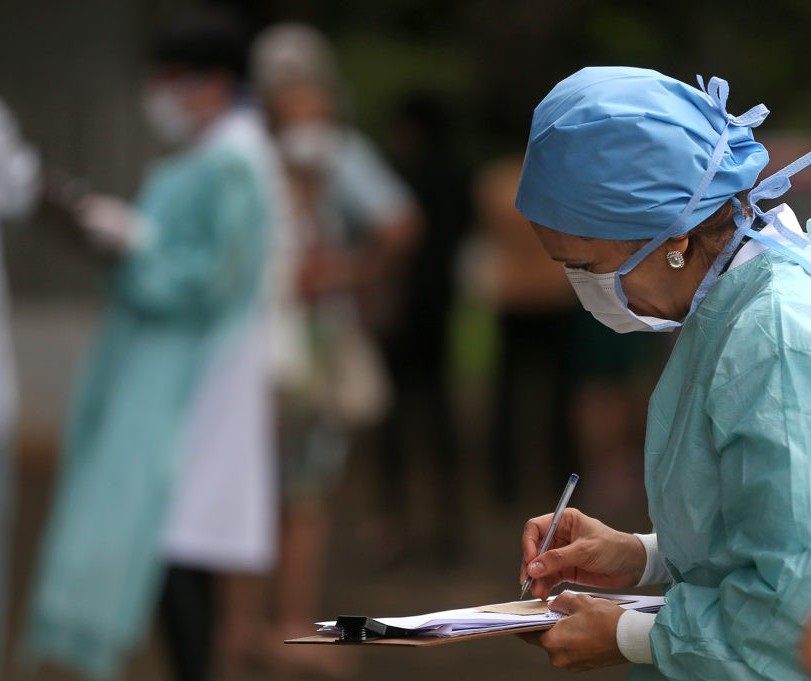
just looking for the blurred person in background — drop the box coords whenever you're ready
[24,9,279,681]
[473,155,652,521]
[472,155,580,507]
[251,22,421,677]
[375,90,472,565]
[0,98,40,672]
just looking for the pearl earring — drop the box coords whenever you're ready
[666,250,685,269]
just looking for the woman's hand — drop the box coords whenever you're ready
[519,593,626,672]
[520,508,646,599]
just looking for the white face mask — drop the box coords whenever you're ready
[277,122,340,171]
[142,88,196,146]
[564,267,680,333]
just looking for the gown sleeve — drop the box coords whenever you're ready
[649,300,811,680]
[112,148,264,318]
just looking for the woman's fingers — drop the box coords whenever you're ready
[521,514,553,562]
[521,508,580,561]
[520,510,585,595]
[517,631,546,648]
[528,539,592,579]
[548,591,593,615]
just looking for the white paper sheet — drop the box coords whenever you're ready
[316,592,665,638]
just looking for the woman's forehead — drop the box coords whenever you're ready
[529,222,635,265]
[530,223,593,260]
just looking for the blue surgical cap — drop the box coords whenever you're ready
[515,66,770,240]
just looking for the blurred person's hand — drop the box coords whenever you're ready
[296,249,360,301]
[518,592,626,671]
[75,195,148,253]
[520,508,646,600]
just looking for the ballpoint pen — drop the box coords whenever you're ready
[520,473,579,600]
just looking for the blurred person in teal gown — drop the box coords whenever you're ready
[514,67,811,680]
[24,10,279,681]
[0,97,40,673]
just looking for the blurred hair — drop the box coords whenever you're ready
[250,22,340,96]
[685,191,751,267]
[149,6,248,81]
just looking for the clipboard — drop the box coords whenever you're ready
[285,593,664,647]
[286,621,555,647]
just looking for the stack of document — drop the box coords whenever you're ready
[316,592,665,640]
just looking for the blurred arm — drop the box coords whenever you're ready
[0,100,40,222]
[113,150,265,317]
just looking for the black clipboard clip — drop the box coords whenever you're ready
[335,616,415,642]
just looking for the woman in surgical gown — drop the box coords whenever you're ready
[515,67,811,680]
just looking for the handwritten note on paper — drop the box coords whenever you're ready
[476,601,551,615]
[476,595,634,617]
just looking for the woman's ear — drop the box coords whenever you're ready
[668,234,689,253]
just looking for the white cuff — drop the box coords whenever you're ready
[634,532,670,586]
[616,609,655,664]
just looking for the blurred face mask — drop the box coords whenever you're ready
[564,267,680,333]
[142,87,196,146]
[277,122,340,171]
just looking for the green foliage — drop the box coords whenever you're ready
[583,8,661,63]
[334,30,474,140]
[449,299,497,383]
[294,0,811,156]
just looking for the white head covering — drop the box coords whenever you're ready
[250,22,340,95]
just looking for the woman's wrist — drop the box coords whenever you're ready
[616,530,649,586]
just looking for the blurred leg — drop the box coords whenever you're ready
[0,437,10,672]
[546,312,579,484]
[215,572,264,671]
[159,565,214,681]
[570,381,642,523]
[566,313,650,523]
[420,348,465,559]
[378,339,410,535]
[276,500,329,632]
[262,500,360,678]
[489,314,521,505]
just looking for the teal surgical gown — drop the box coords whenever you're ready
[632,250,811,680]
[26,126,269,678]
